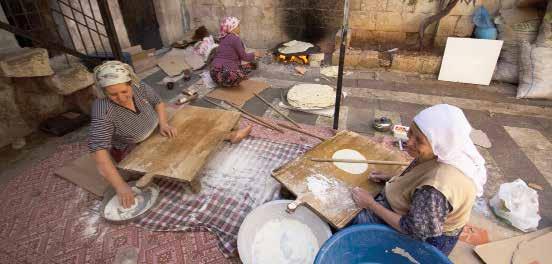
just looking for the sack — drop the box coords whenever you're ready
[490,179,541,232]
[493,43,520,83]
[517,42,552,99]
[495,8,541,44]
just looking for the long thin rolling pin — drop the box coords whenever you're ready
[310,158,410,166]
[253,92,301,128]
[277,122,327,141]
[203,97,280,132]
[222,100,285,133]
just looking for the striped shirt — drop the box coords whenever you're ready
[88,82,162,152]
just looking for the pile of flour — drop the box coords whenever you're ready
[306,174,356,212]
[252,218,319,264]
[287,84,336,109]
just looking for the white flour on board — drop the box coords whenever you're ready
[252,218,319,264]
[306,174,356,212]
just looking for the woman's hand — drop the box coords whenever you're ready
[254,50,265,59]
[159,123,177,138]
[352,187,376,209]
[116,183,135,209]
[369,171,393,183]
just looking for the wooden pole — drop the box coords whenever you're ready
[310,158,410,166]
[277,122,327,141]
[253,92,301,128]
[333,0,350,129]
[222,100,285,133]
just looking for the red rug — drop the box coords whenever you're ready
[0,142,238,264]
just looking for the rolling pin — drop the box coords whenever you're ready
[310,158,410,166]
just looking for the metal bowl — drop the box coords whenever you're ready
[373,117,393,132]
[100,181,160,224]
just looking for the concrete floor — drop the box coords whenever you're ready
[1,59,551,261]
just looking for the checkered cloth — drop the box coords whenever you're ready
[135,137,309,257]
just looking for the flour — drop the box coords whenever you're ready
[252,218,319,264]
[278,40,314,54]
[103,186,159,221]
[287,84,336,109]
[306,174,356,211]
[332,149,368,174]
[391,247,420,264]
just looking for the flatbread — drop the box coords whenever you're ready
[332,149,368,175]
[287,84,335,109]
[278,40,314,54]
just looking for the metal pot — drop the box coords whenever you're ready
[373,117,393,132]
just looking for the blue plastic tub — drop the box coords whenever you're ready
[314,224,452,264]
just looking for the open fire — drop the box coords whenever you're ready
[276,54,309,64]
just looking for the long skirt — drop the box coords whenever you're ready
[210,63,253,87]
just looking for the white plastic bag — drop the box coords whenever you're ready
[490,179,541,232]
[200,71,217,89]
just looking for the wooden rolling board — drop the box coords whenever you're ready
[118,106,241,186]
[272,131,410,228]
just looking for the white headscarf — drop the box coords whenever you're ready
[413,104,487,197]
[93,61,139,98]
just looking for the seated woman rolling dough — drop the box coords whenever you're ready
[210,16,261,87]
[89,61,252,209]
[350,104,487,255]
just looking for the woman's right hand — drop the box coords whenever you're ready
[369,171,392,183]
[116,183,135,208]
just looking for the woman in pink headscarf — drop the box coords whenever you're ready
[210,17,259,87]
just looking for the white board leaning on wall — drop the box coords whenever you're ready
[438,37,503,86]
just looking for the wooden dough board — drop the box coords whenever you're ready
[272,131,410,228]
[118,106,240,186]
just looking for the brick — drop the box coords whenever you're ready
[436,15,460,36]
[415,0,439,14]
[358,50,380,68]
[375,12,404,31]
[362,0,387,11]
[0,48,54,78]
[454,15,475,37]
[350,11,376,30]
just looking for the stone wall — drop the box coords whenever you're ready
[185,0,504,50]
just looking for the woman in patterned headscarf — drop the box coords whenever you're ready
[90,61,177,209]
[210,16,261,87]
[90,61,252,209]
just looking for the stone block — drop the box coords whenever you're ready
[450,1,477,16]
[434,35,449,47]
[45,64,94,95]
[420,54,442,74]
[454,15,475,37]
[12,78,65,128]
[358,50,380,68]
[332,49,362,68]
[375,31,407,44]
[386,0,406,12]
[403,12,426,32]
[350,11,376,30]
[391,53,423,72]
[415,0,439,14]
[350,0,362,11]
[436,15,460,36]
[375,12,405,32]
[362,0,387,11]
[65,86,96,115]
[0,78,33,148]
[0,48,54,78]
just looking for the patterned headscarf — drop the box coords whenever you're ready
[93,61,140,98]
[219,16,240,38]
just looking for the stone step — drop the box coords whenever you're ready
[0,48,54,78]
[45,63,95,95]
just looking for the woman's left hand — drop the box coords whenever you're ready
[159,123,177,138]
[352,187,376,209]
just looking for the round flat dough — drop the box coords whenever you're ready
[287,84,335,109]
[332,149,368,175]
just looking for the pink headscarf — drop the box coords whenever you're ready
[219,16,240,38]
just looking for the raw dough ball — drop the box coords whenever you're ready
[332,149,368,174]
[287,84,336,109]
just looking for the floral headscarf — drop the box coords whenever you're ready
[93,61,140,98]
[219,16,240,38]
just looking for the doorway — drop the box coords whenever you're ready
[118,0,163,50]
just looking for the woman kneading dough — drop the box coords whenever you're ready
[210,16,261,87]
[350,104,487,255]
[89,61,251,209]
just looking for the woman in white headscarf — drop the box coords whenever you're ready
[89,61,251,209]
[350,104,486,255]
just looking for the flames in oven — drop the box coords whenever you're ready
[277,54,309,64]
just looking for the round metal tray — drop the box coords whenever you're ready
[100,181,160,224]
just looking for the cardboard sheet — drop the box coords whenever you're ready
[438,38,503,85]
[474,227,552,264]
[207,79,270,106]
[55,154,110,197]
[512,231,552,264]
[157,48,192,76]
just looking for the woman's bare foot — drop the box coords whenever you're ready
[227,125,252,144]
